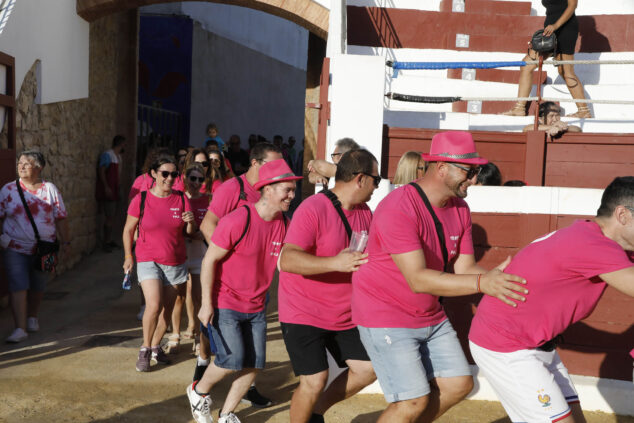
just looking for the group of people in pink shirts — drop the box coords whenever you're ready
[122,133,633,423]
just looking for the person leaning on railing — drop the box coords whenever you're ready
[522,101,581,136]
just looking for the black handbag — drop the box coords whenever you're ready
[531,29,557,54]
[15,179,59,272]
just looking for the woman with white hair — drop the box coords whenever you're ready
[0,150,70,343]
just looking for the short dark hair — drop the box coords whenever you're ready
[503,180,527,187]
[477,162,502,186]
[149,155,177,177]
[597,176,634,217]
[205,139,219,148]
[19,150,46,169]
[249,142,282,162]
[335,149,378,182]
[112,135,126,148]
[206,123,217,133]
[539,101,561,119]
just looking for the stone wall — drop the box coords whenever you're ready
[5,12,138,273]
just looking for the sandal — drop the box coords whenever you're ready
[166,333,180,354]
[566,105,592,118]
[500,103,527,116]
[181,330,195,340]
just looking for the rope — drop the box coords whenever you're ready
[387,60,527,70]
[386,92,634,105]
[526,59,634,66]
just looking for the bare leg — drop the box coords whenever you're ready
[416,375,473,422]
[26,290,44,319]
[196,360,235,393]
[377,397,428,423]
[10,290,27,330]
[185,274,196,334]
[140,279,162,347]
[501,52,539,115]
[290,371,328,423]
[171,285,185,337]
[314,360,376,415]
[558,53,591,117]
[152,283,179,347]
[221,369,259,414]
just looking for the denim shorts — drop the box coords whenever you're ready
[3,248,50,293]
[209,308,267,371]
[136,261,188,286]
[358,319,472,403]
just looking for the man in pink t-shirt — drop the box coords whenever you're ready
[186,160,301,423]
[193,142,282,407]
[351,131,527,423]
[279,149,379,423]
[469,176,634,423]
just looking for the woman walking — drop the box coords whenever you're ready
[123,155,196,371]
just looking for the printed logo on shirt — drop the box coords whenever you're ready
[270,241,282,257]
[449,234,459,257]
[170,207,181,219]
[537,389,551,408]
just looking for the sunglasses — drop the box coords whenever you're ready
[196,161,210,167]
[159,171,179,179]
[188,176,205,183]
[450,163,481,180]
[355,172,381,187]
[331,152,342,160]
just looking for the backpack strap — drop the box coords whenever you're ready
[408,182,449,272]
[137,191,147,239]
[236,176,246,201]
[320,189,352,241]
[233,205,251,248]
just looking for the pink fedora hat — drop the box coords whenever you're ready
[253,159,303,190]
[421,131,488,165]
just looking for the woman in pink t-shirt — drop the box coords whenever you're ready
[167,163,211,354]
[122,156,196,372]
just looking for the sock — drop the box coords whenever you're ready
[197,357,210,366]
[193,381,209,396]
[250,383,256,388]
[309,413,325,423]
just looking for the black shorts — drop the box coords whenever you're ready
[281,322,370,376]
[544,14,578,55]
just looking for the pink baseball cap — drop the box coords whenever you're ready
[253,159,303,190]
[421,131,488,165]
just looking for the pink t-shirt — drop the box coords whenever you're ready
[211,204,286,313]
[208,174,258,219]
[128,191,191,265]
[469,220,633,353]
[172,175,185,192]
[279,194,373,330]
[210,179,223,193]
[352,184,474,329]
[129,174,154,200]
[188,195,211,227]
[0,180,67,255]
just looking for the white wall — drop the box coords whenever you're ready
[0,0,89,104]
[141,2,309,71]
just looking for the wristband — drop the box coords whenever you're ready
[125,254,133,259]
[476,274,482,294]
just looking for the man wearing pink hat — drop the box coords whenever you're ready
[279,149,380,423]
[187,159,301,423]
[352,131,528,422]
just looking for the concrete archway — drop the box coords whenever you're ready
[77,0,329,39]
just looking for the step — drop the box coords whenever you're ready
[446,68,546,84]
[439,0,532,16]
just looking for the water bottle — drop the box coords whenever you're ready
[122,271,131,290]
[350,230,369,253]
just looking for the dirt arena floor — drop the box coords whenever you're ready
[1,250,632,423]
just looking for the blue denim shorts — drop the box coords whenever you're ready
[209,308,267,371]
[3,248,50,293]
[358,319,472,403]
[136,261,188,286]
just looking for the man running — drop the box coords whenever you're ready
[469,176,634,423]
[352,131,528,423]
[186,159,302,423]
[279,149,379,423]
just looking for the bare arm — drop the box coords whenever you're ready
[198,242,230,326]
[453,253,488,275]
[600,266,634,297]
[200,210,220,242]
[311,160,337,179]
[122,214,139,273]
[391,249,527,306]
[182,211,196,235]
[308,170,329,185]
[280,243,368,275]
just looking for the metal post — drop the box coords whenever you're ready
[533,55,544,131]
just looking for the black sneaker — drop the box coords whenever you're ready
[241,386,272,408]
[150,346,171,365]
[193,363,208,383]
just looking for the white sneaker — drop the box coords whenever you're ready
[186,383,213,423]
[6,328,28,343]
[218,412,241,423]
[136,305,145,321]
[27,317,39,332]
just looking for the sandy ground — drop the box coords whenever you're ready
[0,250,632,423]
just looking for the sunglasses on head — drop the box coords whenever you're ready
[188,176,205,183]
[450,163,481,180]
[354,172,381,187]
[159,170,179,179]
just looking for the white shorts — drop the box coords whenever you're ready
[469,341,579,422]
[185,238,206,275]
